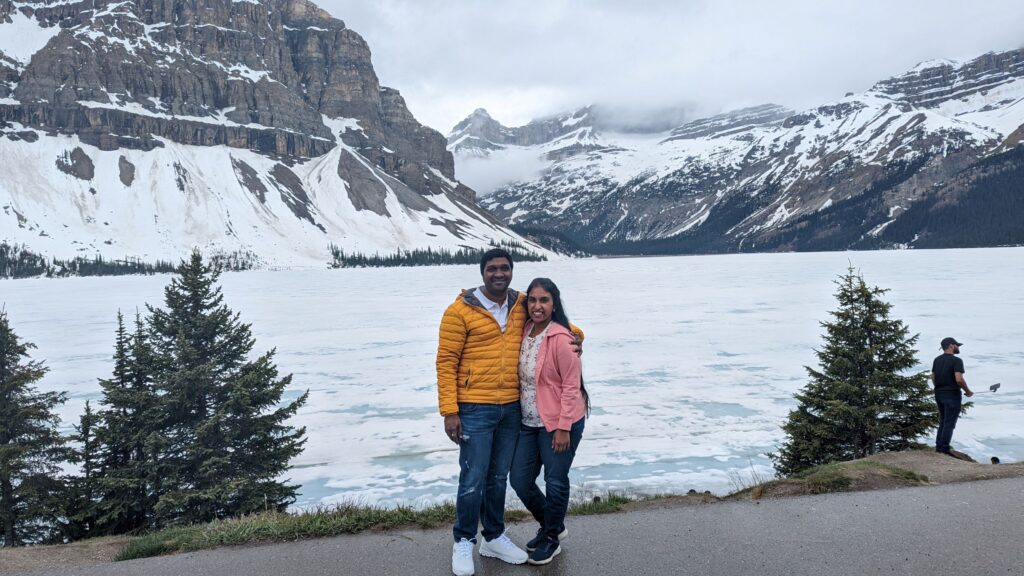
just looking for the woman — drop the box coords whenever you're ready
[510,277,589,566]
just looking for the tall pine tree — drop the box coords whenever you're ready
[771,268,938,476]
[92,312,156,534]
[146,251,308,525]
[63,401,101,541]
[0,310,68,546]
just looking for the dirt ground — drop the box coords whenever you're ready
[2,450,1021,574]
[0,536,129,574]
[863,450,1024,484]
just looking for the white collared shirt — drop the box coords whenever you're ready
[474,287,510,332]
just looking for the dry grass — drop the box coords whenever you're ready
[728,459,930,500]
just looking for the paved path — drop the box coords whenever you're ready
[12,477,1024,576]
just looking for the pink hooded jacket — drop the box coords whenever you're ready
[523,321,585,432]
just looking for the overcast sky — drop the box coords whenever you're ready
[316,0,1024,133]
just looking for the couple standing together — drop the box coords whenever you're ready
[436,248,588,575]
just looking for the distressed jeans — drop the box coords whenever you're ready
[935,392,962,453]
[453,401,521,543]
[509,417,585,539]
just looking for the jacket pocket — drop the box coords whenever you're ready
[462,367,472,389]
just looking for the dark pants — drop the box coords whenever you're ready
[509,417,585,539]
[935,392,962,453]
[453,401,521,543]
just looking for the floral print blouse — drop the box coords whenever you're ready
[518,323,550,427]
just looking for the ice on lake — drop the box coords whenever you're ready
[2,247,1022,508]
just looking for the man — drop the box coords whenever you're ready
[931,337,973,456]
[436,248,580,576]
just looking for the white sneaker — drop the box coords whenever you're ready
[451,538,475,576]
[478,531,529,564]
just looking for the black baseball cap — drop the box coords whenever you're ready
[940,337,963,349]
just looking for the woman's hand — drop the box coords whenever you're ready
[552,429,570,453]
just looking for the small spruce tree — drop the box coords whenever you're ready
[63,401,101,541]
[771,268,939,476]
[0,310,68,546]
[146,251,308,525]
[92,312,157,534]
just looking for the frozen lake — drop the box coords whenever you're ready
[1,247,1022,508]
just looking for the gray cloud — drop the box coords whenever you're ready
[317,0,1024,132]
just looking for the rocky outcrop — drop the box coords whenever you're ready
[448,107,598,155]
[662,104,792,142]
[872,51,1024,109]
[55,147,95,180]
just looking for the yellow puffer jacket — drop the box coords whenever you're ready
[436,288,527,416]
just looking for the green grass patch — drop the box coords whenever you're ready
[115,492,646,562]
[791,462,853,493]
[116,503,460,561]
[567,492,633,515]
[115,527,205,561]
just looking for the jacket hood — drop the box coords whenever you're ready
[458,287,522,309]
[524,320,574,341]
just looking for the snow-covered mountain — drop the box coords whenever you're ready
[0,0,542,268]
[455,49,1024,253]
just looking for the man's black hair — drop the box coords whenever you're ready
[479,248,514,275]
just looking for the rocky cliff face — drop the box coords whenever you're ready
[872,51,1024,109]
[447,104,694,158]
[448,107,598,156]
[662,104,792,142]
[462,49,1024,254]
[1,0,528,266]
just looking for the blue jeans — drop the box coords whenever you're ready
[453,401,521,542]
[509,417,585,539]
[935,392,962,453]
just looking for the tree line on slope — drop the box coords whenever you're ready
[0,243,266,279]
[1,240,548,279]
[0,252,307,546]
[329,239,547,268]
[0,243,177,279]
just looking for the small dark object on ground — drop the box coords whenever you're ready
[991,456,1001,464]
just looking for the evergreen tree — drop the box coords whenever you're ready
[146,251,308,525]
[0,310,68,546]
[63,401,101,541]
[92,312,155,534]
[771,268,939,476]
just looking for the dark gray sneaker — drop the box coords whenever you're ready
[526,526,568,552]
[528,536,562,566]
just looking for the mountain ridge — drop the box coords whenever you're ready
[452,48,1024,254]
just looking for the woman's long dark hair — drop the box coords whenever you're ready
[526,277,590,415]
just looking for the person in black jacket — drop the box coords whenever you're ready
[931,337,974,455]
